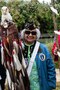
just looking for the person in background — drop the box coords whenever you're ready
[21,21,56,90]
[52,30,60,72]
[52,30,60,62]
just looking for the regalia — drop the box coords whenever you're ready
[0,21,30,90]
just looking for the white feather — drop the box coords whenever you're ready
[50,6,59,15]
[13,41,18,54]
[13,49,25,76]
[13,49,22,71]
[57,51,60,57]
[1,6,13,26]
[1,44,4,64]
[54,30,60,35]
[0,85,2,90]
[6,69,12,89]
[22,54,27,69]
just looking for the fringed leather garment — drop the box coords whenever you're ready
[0,22,30,90]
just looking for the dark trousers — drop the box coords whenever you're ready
[0,46,6,90]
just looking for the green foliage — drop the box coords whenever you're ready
[0,0,59,33]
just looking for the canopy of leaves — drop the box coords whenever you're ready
[0,0,59,33]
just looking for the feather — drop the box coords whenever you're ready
[54,31,60,35]
[1,44,4,65]
[57,51,60,57]
[13,49,22,71]
[50,6,59,15]
[6,69,12,89]
[13,41,19,54]
[1,6,13,28]
[22,54,27,69]
[0,85,2,90]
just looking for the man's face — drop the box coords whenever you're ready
[24,29,37,44]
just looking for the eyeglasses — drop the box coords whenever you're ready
[25,31,36,35]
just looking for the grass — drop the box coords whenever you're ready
[56,82,60,90]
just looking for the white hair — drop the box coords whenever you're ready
[21,28,41,40]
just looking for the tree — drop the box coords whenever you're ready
[51,0,57,30]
